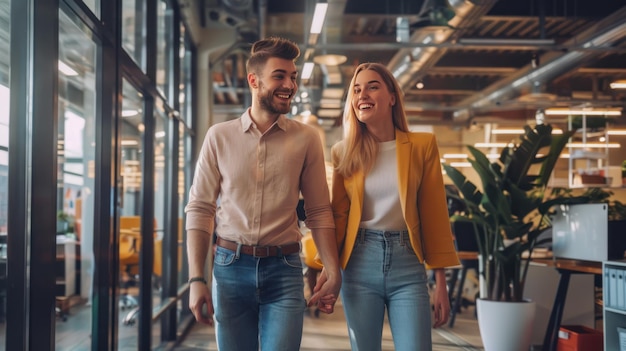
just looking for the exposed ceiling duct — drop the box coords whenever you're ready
[387,0,499,92]
[453,6,626,122]
[202,0,259,42]
[181,0,626,128]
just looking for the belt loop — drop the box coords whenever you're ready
[400,232,405,246]
[359,228,365,244]
[401,231,409,246]
[277,246,283,258]
[235,243,242,259]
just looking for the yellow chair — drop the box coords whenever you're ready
[118,216,160,325]
[301,231,323,271]
[301,231,323,317]
[119,216,142,309]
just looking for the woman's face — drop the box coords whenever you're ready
[351,69,396,125]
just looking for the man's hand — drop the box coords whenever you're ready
[308,267,341,314]
[189,282,214,325]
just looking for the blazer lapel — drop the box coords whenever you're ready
[352,169,365,214]
[395,131,412,217]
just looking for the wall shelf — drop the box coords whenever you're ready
[568,115,611,188]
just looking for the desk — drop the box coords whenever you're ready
[456,251,478,261]
[531,258,601,351]
[450,253,599,351]
[56,236,79,297]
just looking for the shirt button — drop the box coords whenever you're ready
[259,163,263,168]
[254,218,259,223]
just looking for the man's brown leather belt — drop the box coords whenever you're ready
[216,237,301,258]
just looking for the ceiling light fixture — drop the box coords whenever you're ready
[301,62,315,80]
[122,109,139,117]
[310,2,328,34]
[567,142,621,148]
[491,128,563,135]
[490,128,524,135]
[545,107,622,116]
[313,54,347,66]
[58,60,78,76]
[448,162,472,168]
[458,38,555,47]
[474,142,512,148]
[442,153,468,159]
[610,80,626,89]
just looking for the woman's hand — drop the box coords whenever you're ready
[308,267,341,314]
[432,269,450,328]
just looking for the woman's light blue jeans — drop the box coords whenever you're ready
[212,246,305,351]
[341,228,432,351]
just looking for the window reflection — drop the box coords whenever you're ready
[179,24,192,127]
[54,8,98,349]
[117,79,144,345]
[0,0,9,341]
[82,0,100,18]
[122,0,145,70]
[157,0,171,100]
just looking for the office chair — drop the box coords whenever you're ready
[119,216,142,310]
[119,217,161,326]
[122,236,162,326]
[448,220,480,328]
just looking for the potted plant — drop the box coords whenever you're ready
[443,123,579,351]
[56,211,74,235]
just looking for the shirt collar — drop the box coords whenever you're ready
[240,108,288,132]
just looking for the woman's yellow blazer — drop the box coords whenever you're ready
[331,130,460,270]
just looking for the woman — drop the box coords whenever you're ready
[323,62,460,350]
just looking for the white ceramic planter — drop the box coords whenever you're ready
[476,298,536,351]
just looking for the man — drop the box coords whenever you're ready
[185,37,341,351]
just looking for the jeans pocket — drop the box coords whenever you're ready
[282,253,303,269]
[214,246,237,266]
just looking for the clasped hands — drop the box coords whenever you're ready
[307,267,341,314]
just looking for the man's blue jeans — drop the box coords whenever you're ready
[341,229,432,351]
[212,245,305,351]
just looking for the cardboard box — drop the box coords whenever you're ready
[557,325,603,351]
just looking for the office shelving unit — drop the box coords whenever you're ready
[568,114,611,188]
[603,260,626,350]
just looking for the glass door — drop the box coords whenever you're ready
[117,78,145,349]
[0,0,8,343]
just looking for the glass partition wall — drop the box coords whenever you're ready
[54,8,98,348]
[5,0,196,349]
[0,0,9,344]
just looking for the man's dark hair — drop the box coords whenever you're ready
[246,37,300,74]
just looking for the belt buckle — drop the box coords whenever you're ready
[253,245,270,257]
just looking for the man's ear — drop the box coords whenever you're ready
[248,73,258,89]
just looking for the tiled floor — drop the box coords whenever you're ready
[174,300,484,351]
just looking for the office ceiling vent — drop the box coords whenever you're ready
[222,0,253,12]
[411,0,457,29]
[204,0,255,28]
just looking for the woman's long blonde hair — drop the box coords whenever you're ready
[334,62,410,178]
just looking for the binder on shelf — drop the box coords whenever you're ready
[611,268,619,309]
[614,269,626,310]
[606,266,612,308]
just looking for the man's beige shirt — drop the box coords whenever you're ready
[185,110,334,246]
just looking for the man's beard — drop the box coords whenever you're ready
[258,83,292,115]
